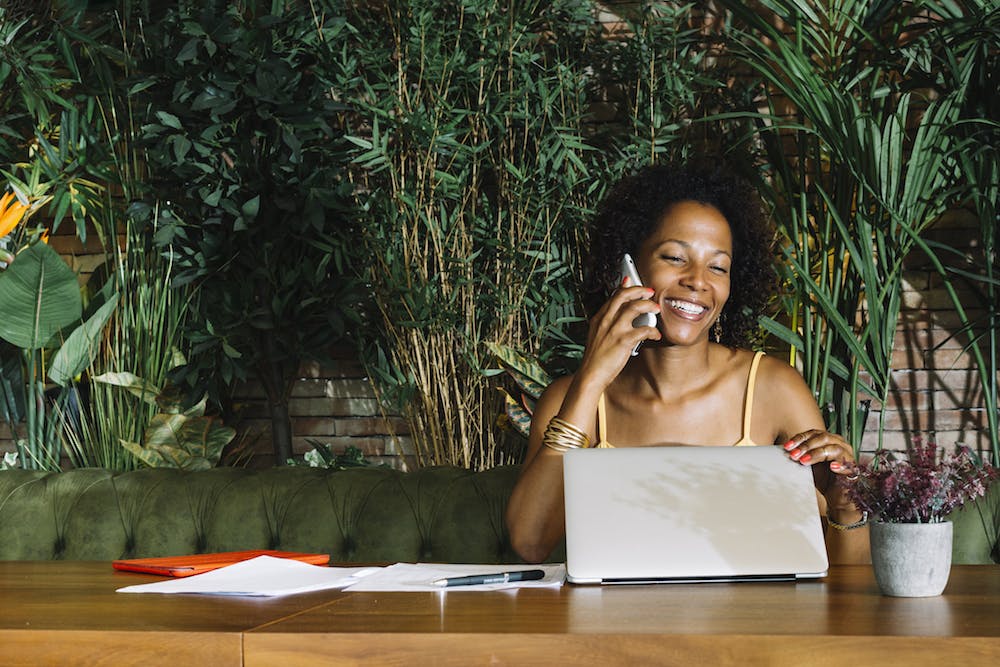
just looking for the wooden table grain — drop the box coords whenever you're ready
[244,566,1000,666]
[0,560,345,667]
[2,562,999,666]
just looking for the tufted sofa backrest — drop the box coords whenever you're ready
[0,465,565,564]
[1,466,996,564]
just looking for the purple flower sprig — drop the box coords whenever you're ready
[846,440,997,524]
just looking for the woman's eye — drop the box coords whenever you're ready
[660,254,682,262]
[711,265,729,274]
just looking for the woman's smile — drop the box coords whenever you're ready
[664,297,710,319]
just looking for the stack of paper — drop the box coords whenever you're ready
[116,556,566,597]
[116,556,377,596]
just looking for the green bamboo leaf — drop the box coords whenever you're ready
[779,247,880,377]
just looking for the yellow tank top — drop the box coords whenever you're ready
[595,350,766,448]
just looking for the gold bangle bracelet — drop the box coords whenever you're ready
[542,417,591,453]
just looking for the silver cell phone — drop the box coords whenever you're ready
[619,253,657,355]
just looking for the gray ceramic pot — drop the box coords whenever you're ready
[870,520,953,597]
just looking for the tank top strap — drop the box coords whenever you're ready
[596,393,609,447]
[740,351,765,442]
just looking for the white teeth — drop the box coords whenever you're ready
[668,300,707,315]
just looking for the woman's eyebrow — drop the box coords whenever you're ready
[653,239,732,258]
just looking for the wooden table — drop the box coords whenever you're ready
[2,562,999,666]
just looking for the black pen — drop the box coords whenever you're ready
[432,569,546,587]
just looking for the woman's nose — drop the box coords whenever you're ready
[678,265,708,290]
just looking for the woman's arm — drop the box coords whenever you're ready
[505,283,662,563]
[504,377,576,564]
[759,358,871,564]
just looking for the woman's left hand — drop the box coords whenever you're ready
[782,429,858,510]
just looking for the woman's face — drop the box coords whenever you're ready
[636,200,733,346]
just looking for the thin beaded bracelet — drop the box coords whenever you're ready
[827,510,869,531]
[542,417,591,453]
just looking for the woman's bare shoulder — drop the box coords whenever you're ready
[757,352,804,379]
[754,353,825,429]
[755,354,812,395]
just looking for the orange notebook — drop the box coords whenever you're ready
[112,550,331,577]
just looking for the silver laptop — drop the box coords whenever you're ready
[562,446,829,584]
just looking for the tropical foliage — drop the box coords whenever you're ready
[330,0,600,468]
[486,343,554,440]
[0,212,77,470]
[0,0,996,471]
[138,1,359,464]
[287,442,383,470]
[716,0,998,458]
[91,371,235,471]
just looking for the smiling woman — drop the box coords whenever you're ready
[504,161,872,566]
[634,200,733,348]
[581,162,776,350]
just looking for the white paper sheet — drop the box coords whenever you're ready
[116,555,378,597]
[342,563,566,592]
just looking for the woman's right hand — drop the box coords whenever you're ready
[576,282,661,389]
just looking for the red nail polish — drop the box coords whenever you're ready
[790,449,802,460]
[799,454,812,464]
[782,440,796,451]
[830,461,841,470]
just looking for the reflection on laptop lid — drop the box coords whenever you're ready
[562,446,828,584]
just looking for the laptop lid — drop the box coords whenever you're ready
[562,446,829,584]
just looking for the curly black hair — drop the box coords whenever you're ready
[582,161,776,349]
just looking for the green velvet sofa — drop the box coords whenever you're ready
[1,466,997,564]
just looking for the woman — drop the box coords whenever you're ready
[505,162,870,565]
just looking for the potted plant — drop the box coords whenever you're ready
[848,440,997,597]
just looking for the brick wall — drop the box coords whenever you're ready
[859,208,997,458]
[229,349,414,470]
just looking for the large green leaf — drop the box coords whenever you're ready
[0,243,82,350]
[48,294,119,386]
[121,412,235,471]
[90,371,160,405]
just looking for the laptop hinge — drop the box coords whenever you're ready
[599,573,797,585]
